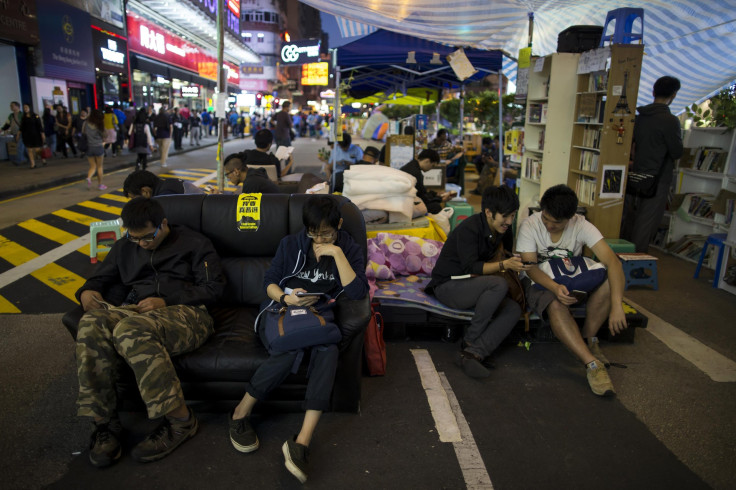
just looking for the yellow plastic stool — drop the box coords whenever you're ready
[90,218,122,263]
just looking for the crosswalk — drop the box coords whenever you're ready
[0,169,238,314]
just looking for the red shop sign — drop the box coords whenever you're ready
[127,14,238,84]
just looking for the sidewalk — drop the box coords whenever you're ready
[0,136,224,201]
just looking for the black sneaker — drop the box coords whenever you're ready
[455,351,491,378]
[89,417,123,468]
[282,439,309,483]
[229,415,259,453]
[131,408,198,463]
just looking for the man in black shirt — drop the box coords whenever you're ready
[224,151,280,194]
[399,149,452,214]
[123,170,203,198]
[246,129,284,178]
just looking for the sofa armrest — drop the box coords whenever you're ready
[335,295,371,351]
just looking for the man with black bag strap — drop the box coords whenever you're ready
[229,196,368,484]
[621,76,683,252]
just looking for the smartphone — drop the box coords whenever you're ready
[570,290,588,303]
[295,292,326,297]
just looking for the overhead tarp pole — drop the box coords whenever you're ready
[332,48,340,192]
[216,0,225,192]
[498,72,503,185]
[527,12,534,48]
[459,84,465,139]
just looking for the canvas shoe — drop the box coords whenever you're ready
[586,360,615,397]
[587,337,610,367]
[282,439,309,484]
[88,417,123,468]
[455,351,491,378]
[229,414,259,453]
[131,408,198,463]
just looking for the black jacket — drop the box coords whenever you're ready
[632,103,683,186]
[76,225,226,307]
[242,167,280,194]
[400,159,442,214]
[426,213,513,293]
[154,178,186,196]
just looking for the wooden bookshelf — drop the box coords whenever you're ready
[566,44,644,238]
[519,53,581,210]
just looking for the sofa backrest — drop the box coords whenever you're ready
[156,194,367,306]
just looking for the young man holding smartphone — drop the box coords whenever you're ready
[516,185,627,396]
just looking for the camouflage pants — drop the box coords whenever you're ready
[76,305,213,419]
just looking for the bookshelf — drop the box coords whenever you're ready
[663,127,736,268]
[566,44,644,238]
[519,53,581,210]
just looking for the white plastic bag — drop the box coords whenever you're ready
[429,207,454,235]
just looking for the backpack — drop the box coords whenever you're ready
[133,123,147,148]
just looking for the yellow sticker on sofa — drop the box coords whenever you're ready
[237,193,262,232]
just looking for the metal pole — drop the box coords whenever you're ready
[331,49,340,192]
[459,84,465,139]
[216,0,226,192]
[528,12,534,48]
[498,73,504,185]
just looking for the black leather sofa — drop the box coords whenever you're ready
[62,193,371,413]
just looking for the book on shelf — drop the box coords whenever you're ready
[676,193,715,221]
[588,71,608,92]
[582,128,601,148]
[524,157,542,180]
[596,98,606,123]
[692,147,727,173]
[579,150,600,172]
[575,176,597,205]
[713,189,736,225]
[540,103,548,124]
[529,103,543,123]
[666,234,708,261]
[538,128,545,150]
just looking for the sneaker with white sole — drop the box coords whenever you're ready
[587,337,610,367]
[229,415,259,453]
[88,417,123,468]
[586,360,615,396]
[282,439,309,483]
[131,408,198,463]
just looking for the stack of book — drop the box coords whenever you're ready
[692,147,727,173]
[676,193,715,221]
[579,150,600,172]
[575,176,597,205]
[666,234,708,262]
[529,104,543,123]
[588,71,608,92]
[524,157,542,180]
[581,128,602,148]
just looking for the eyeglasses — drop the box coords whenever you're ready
[126,225,160,244]
[225,168,238,177]
[307,230,337,241]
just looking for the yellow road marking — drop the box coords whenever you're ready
[77,201,123,215]
[53,209,101,227]
[18,219,78,244]
[0,235,85,302]
[99,193,130,203]
[167,169,214,176]
[0,295,21,313]
[159,174,200,181]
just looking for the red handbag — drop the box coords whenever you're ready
[364,303,386,376]
[40,146,52,159]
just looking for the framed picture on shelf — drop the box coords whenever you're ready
[600,164,625,199]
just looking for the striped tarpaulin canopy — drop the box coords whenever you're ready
[306,0,736,114]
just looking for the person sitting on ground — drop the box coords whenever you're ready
[516,184,627,397]
[75,197,226,467]
[123,169,203,198]
[246,129,284,178]
[426,186,528,378]
[325,133,363,190]
[228,195,368,483]
[224,151,280,194]
[399,149,453,214]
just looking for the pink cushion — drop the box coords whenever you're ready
[365,233,444,279]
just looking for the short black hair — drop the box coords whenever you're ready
[540,184,579,220]
[121,197,165,230]
[482,137,492,146]
[303,196,341,232]
[123,170,159,198]
[254,129,273,149]
[437,128,448,138]
[338,133,352,149]
[653,76,681,98]
[481,185,519,216]
[224,152,247,170]
[418,149,440,164]
[403,126,415,136]
[364,146,380,158]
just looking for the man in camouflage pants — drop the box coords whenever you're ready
[75,197,225,467]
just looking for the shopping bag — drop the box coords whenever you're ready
[40,146,52,159]
[364,304,386,376]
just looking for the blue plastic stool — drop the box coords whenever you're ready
[694,233,727,287]
[599,8,644,46]
[618,253,659,290]
[90,218,122,264]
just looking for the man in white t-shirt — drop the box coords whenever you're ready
[516,185,627,396]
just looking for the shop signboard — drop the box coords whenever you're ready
[37,0,95,84]
[127,14,238,84]
[239,78,269,92]
[181,86,201,98]
[191,0,240,37]
[280,39,321,66]
[88,0,125,30]
[301,62,329,86]
[241,64,264,75]
[91,26,128,73]
[0,0,40,45]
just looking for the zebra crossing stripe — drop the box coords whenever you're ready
[76,201,123,215]
[0,294,20,313]
[99,193,130,203]
[53,209,108,226]
[17,219,91,256]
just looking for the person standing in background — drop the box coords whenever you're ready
[129,108,155,171]
[112,103,126,156]
[42,106,57,158]
[20,104,45,169]
[3,101,26,165]
[171,107,183,150]
[153,108,173,168]
[102,106,118,157]
[84,109,107,190]
[73,109,88,158]
[56,105,77,158]
[274,101,292,147]
[189,110,201,146]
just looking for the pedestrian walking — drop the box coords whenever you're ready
[102,106,119,156]
[73,109,88,157]
[171,108,183,150]
[55,106,77,157]
[20,104,45,169]
[129,108,154,170]
[153,107,173,167]
[42,106,57,157]
[189,110,201,146]
[84,109,107,190]
[2,101,26,165]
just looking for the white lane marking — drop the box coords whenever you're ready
[0,234,90,289]
[440,372,494,490]
[625,298,736,382]
[0,173,217,290]
[411,349,461,442]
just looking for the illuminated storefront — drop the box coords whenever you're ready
[92,26,130,107]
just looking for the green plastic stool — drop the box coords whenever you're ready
[90,218,122,263]
[605,238,636,254]
[445,200,474,231]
